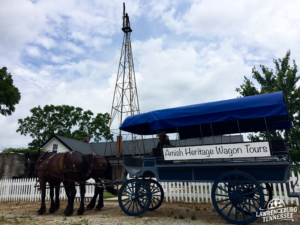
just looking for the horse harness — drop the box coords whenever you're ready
[35,151,82,182]
[87,153,106,176]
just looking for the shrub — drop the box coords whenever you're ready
[179,215,185,219]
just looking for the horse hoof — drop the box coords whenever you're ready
[49,208,55,214]
[37,208,46,215]
[86,205,94,210]
[95,207,102,211]
[55,204,60,211]
[64,209,73,216]
[77,208,85,215]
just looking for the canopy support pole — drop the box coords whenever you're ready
[228,121,231,143]
[199,124,204,145]
[237,120,242,137]
[151,134,156,148]
[176,127,180,146]
[210,123,216,144]
[264,117,270,141]
[264,117,273,155]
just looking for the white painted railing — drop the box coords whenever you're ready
[0,171,299,206]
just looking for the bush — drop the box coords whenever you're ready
[1,148,40,156]
[179,215,185,219]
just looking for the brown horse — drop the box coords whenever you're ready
[52,153,119,211]
[85,153,119,211]
[27,150,89,216]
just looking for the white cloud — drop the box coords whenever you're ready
[26,46,40,57]
[146,0,300,62]
[35,37,56,50]
[132,37,250,113]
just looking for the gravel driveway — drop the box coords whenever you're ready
[0,200,299,224]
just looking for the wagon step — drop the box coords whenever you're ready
[286,182,300,202]
[287,166,300,202]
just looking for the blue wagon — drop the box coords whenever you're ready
[117,92,299,224]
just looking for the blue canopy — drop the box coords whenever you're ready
[120,92,291,139]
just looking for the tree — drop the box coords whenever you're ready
[0,67,21,116]
[236,50,300,165]
[17,105,113,149]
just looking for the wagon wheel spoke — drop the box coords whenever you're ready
[222,181,232,190]
[216,198,231,203]
[227,203,234,217]
[220,200,233,211]
[241,199,260,209]
[217,186,230,194]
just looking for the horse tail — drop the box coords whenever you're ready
[80,154,89,181]
[104,160,119,195]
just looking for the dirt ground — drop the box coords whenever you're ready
[0,200,299,225]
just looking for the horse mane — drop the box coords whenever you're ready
[30,151,56,164]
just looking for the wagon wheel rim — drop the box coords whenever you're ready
[144,179,164,211]
[118,179,151,216]
[211,171,264,224]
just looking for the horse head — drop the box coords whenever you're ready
[26,149,42,178]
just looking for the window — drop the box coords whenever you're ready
[53,144,58,152]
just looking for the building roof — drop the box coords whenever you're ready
[55,135,94,154]
[41,135,243,157]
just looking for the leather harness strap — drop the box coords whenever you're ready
[87,153,105,176]
[35,151,85,183]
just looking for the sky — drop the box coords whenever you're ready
[1,0,300,150]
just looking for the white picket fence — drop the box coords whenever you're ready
[0,178,97,202]
[162,170,300,206]
[0,171,299,206]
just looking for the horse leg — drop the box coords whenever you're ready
[37,179,47,215]
[64,182,76,216]
[77,183,86,215]
[49,182,56,213]
[54,181,61,211]
[95,185,104,211]
[86,185,99,210]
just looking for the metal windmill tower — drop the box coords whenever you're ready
[107,3,144,158]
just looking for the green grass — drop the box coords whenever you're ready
[103,191,118,199]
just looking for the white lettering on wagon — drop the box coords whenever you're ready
[163,142,271,160]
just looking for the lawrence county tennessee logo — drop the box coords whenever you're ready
[256,198,297,222]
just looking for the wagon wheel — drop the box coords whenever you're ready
[211,170,264,224]
[118,179,151,216]
[240,183,272,215]
[144,179,164,211]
